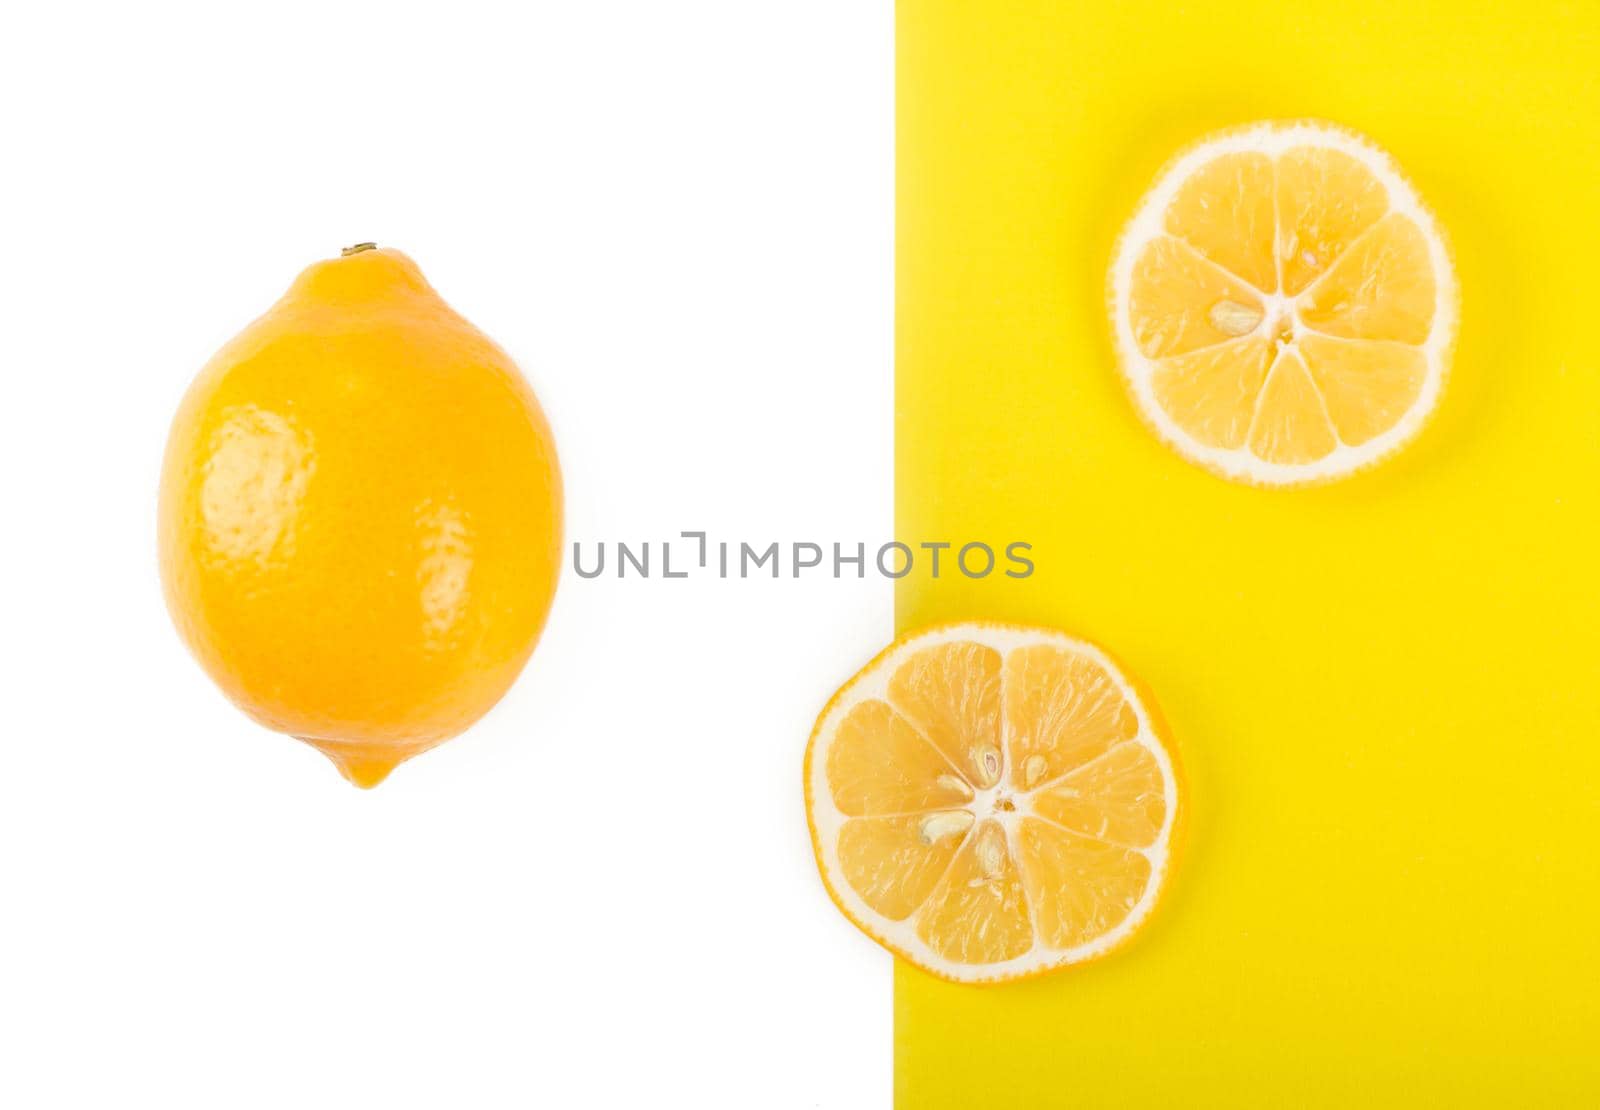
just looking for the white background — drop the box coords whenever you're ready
[0,3,892,1106]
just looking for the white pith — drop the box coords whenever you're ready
[807,623,1180,984]
[1109,121,1458,486]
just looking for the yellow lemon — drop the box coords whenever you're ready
[804,622,1183,984]
[158,245,562,787]
[1111,122,1456,485]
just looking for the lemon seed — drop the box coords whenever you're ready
[919,811,975,844]
[1208,299,1264,336]
[974,744,1002,788]
[975,826,1007,878]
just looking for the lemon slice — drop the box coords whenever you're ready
[804,623,1182,984]
[1110,121,1457,485]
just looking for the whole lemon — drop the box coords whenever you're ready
[158,245,562,787]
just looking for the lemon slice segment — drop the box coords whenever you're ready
[1111,121,1456,485]
[804,622,1182,984]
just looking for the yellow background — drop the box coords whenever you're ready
[895,1,1600,1104]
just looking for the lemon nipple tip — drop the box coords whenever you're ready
[302,740,399,789]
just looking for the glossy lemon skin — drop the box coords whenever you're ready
[158,248,562,786]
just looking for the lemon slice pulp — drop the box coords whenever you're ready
[804,623,1182,984]
[1110,121,1456,485]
